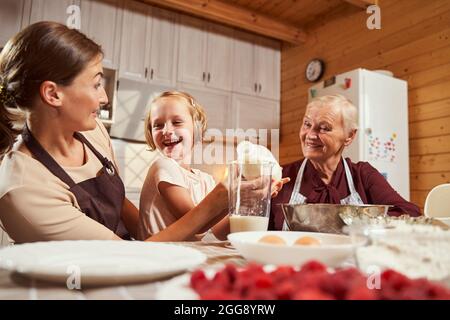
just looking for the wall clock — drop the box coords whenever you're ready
[305,59,325,82]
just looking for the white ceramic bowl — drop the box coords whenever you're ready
[227,231,364,267]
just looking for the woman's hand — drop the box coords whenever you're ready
[271,177,290,198]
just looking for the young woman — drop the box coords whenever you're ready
[0,22,229,243]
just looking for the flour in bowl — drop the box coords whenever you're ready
[355,224,450,281]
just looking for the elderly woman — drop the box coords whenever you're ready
[270,94,420,230]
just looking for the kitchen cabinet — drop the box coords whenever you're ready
[233,30,280,100]
[110,79,175,142]
[178,15,233,91]
[80,0,123,69]
[29,0,80,26]
[0,0,30,47]
[231,93,279,137]
[178,84,231,135]
[148,6,178,86]
[119,1,177,86]
[118,0,150,82]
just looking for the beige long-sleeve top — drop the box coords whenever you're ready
[0,119,119,243]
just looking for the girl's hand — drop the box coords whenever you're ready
[271,177,290,198]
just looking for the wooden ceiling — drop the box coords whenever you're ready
[140,0,377,44]
[226,0,345,28]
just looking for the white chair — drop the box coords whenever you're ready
[424,184,450,218]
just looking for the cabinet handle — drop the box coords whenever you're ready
[150,68,154,80]
[116,80,120,90]
[145,67,148,78]
[254,83,257,92]
[203,72,206,81]
[258,83,262,92]
[207,72,210,82]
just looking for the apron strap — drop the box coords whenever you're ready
[22,125,77,188]
[74,132,115,171]
[342,158,358,194]
[289,158,308,204]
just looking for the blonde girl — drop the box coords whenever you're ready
[138,91,228,240]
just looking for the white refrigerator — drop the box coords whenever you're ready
[308,68,410,200]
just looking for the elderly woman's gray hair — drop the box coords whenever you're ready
[306,94,358,133]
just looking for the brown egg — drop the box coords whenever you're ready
[258,235,286,245]
[294,236,321,246]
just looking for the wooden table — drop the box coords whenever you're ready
[0,241,246,300]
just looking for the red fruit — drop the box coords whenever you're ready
[270,265,296,281]
[379,287,400,300]
[246,288,277,300]
[320,272,349,299]
[254,273,274,289]
[212,269,232,290]
[397,286,429,300]
[274,281,296,300]
[233,276,253,297]
[381,269,411,291]
[293,288,335,300]
[346,284,378,300]
[223,264,238,284]
[295,272,327,291]
[300,260,327,273]
[190,269,207,290]
[414,280,450,300]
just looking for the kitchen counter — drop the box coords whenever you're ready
[0,241,246,300]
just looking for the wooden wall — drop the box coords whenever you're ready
[279,0,450,209]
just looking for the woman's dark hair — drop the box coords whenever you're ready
[0,21,103,157]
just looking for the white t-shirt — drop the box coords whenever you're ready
[137,155,216,240]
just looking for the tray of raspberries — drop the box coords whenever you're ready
[188,261,450,300]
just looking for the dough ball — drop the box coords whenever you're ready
[258,235,286,245]
[294,236,321,246]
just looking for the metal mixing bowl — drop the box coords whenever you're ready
[279,203,391,234]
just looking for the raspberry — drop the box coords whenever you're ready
[212,270,233,291]
[223,264,238,285]
[274,281,296,300]
[320,272,349,299]
[246,288,277,300]
[346,284,378,300]
[190,269,207,290]
[300,260,327,273]
[381,269,412,291]
[293,288,334,300]
[254,273,273,289]
[191,261,450,301]
[270,265,296,281]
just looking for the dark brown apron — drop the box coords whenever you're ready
[22,125,130,239]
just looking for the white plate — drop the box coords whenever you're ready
[0,241,206,286]
[228,231,363,267]
[156,272,199,300]
[436,217,450,227]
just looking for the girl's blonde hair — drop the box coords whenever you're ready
[144,91,207,150]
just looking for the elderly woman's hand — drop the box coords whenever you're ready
[271,177,290,198]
